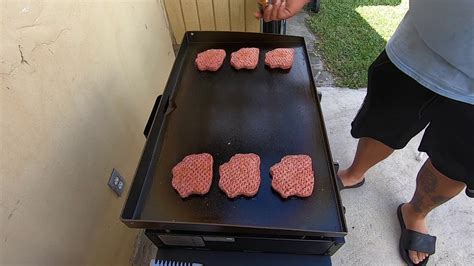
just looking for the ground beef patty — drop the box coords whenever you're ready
[219,153,261,198]
[172,153,213,198]
[265,48,295,69]
[230,48,260,70]
[270,155,314,198]
[195,49,226,71]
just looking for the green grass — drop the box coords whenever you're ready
[308,0,408,88]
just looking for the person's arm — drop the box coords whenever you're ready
[256,0,310,22]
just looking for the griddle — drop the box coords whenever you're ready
[122,31,347,238]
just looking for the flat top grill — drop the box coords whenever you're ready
[122,32,347,238]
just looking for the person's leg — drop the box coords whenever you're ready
[401,159,466,264]
[338,137,394,187]
[343,51,433,187]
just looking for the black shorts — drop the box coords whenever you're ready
[351,50,474,197]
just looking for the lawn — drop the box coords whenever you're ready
[308,0,408,88]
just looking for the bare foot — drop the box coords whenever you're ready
[401,203,429,264]
[338,169,364,187]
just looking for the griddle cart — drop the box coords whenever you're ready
[121,32,346,265]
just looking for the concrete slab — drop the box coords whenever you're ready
[318,87,473,265]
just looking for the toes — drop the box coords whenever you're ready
[417,251,425,262]
[409,250,419,264]
[422,252,428,261]
[410,251,428,264]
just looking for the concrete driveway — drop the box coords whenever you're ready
[318,87,473,265]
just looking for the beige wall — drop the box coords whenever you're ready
[0,0,175,265]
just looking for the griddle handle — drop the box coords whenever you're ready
[144,95,163,138]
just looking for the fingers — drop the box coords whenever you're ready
[271,0,282,21]
[254,12,262,19]
[261,0,297,22]
[277,0,288,20]
[263,3,273,22]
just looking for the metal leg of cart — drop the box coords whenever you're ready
[310,0,321,13]
[261,20,287,35]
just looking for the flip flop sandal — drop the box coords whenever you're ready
[466,187,474,198]
[333,162,365,191]
[335,175,365,191]
[397,204,437,265]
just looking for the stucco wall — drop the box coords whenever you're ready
[0,0,174,265]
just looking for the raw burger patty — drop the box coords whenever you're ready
[195,49,226,71]
[265,48,295,69]
[172,153,213,198]
[231,48,260,70]
[270,155,314,198]
[219,154,261,198]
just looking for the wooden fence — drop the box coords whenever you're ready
[163,0,261,44]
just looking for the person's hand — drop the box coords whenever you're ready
[255,0,310,22]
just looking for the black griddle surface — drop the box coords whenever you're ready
[122,32,346,237]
